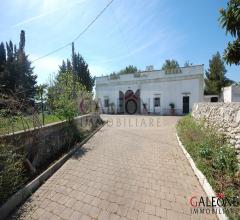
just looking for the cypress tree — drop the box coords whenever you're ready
[205,52,234,95]
[0,30,37,102]
[58,53,94,92]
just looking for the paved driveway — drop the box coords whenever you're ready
[11,115,217,220]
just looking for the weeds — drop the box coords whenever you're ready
[177,115,239,220]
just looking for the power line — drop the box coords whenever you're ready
[32,42,71,63]
[32,0,114,63]
[72,0,114,42]
[109,4,135,64]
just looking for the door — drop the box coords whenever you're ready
[182,96,189,114]
[119,91,124,114]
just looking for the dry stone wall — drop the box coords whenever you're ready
[192,103,240,158]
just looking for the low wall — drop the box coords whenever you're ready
[0,113,102,169]
[192,103,240,157]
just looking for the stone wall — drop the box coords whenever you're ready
[192,103,240,157]
[0,113,103,170]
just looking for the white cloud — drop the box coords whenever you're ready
[30,55,62,84]
[12,0,87,28]
[88,64,110,77]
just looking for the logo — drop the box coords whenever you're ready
[189,194,239,215]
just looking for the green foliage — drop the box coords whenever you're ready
[0,144,27,205]
[162,59,179,70]
[219,0,240,65]
[118,65,138,74]
[48,71,90,121]
[213,146,239,174]
[109,65,138,76]
[58,53,95,92]
[177,115,240,219]
[204,52,233,95]
[0,30,37,101]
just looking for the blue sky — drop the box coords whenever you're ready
[0,0,239,84]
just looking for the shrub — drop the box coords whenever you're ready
[47,72,92,121]
[212,145,239,175]
[177,115,239,219]
[0,144,27,206]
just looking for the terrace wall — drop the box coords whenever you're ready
[0,113,102,169]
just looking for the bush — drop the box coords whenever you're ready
[177,115,239,219]
[0,144,27,206]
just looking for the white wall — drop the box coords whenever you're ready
[232,86,240,102]
[95,65,204,114]
[223,86,232,103]
[223,85,240,103]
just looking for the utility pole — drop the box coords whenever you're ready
[72,42,76,98]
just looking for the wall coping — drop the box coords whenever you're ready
[0,113,93,138]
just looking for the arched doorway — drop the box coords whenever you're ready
[124,89,140,114]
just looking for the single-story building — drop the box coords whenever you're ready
[95,65,204,115]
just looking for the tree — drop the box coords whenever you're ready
[118,65,138,74]
[219,0,240,65]
[162,59,179,70]
[0,31,37,103]
[35,84,48,125]
[58,54,95,92]
[0,43,6,91]
[48,71,89,121]
[0,43,6,70]
[205,52,234,95]
[109,65,138,76]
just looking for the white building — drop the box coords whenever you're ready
[223,85,240,102]
[95,65,204,115]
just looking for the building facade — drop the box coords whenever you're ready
[223,85,240,102]
[95,65,204,115]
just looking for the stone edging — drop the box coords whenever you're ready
[176,133,228,220]
[0,122,106,220]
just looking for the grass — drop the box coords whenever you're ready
[177,115,240,220]
[0,113,61,135]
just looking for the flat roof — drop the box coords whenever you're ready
[95,64,204,79]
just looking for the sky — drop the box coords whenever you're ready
[0,0,239,84]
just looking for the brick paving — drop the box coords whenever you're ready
[10,115,217,220]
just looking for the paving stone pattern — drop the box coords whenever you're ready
[10,116,217,220]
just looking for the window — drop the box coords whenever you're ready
[154,97,160,107]
[104,99,109,107]
[211,97,218,102]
